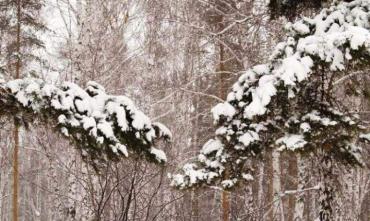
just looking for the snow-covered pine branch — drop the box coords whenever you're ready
[0,78,171,165]
[171,0,370,190]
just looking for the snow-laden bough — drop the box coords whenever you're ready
[0,78,171,165]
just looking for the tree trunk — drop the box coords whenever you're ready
[219,39,231,221]
[222,190,230,221]
[286,154,297,221]
[294,154,306,221]
[257,161,265,219]
[272,149,284,221]
[191,189,199,221]
[12,126,19,221]
[13,0,22,220]
[318,154,335,221]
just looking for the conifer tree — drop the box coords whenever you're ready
[0,0,46,78]
[0,1,46,219]
[268,0,355,20]
[172,1,370,220]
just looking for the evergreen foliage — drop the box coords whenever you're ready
[268,0,355,20]
[0,78,171,166]
[0,0,46,77]
[172,0,369,190]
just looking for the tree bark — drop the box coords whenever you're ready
[12,125,19,221]
[293,154,306,221]
[222,190,230,221]
[272,149,284,221]
[318,154,335,221]
[219,39,231,221]
[13,0,22,220]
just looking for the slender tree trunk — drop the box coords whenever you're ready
[272,149,284,221]
[191,93,200,221]
[318,154,335,221]
[294,154,306,221]
[191,189,199,221]
[13,0,21,220]
[12,126,19,221]
[244,159,255,220]
[190,35,200,221]
[218,41,231,221]
[286,154,297,221]
[222,190,230,221]
[257,161,265,219]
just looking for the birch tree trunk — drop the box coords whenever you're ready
[294,154,306,221]
[257,161,265,219]
[272,149,284,221]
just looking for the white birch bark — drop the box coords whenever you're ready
[294,154,306,221]
[272,149,284,221]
